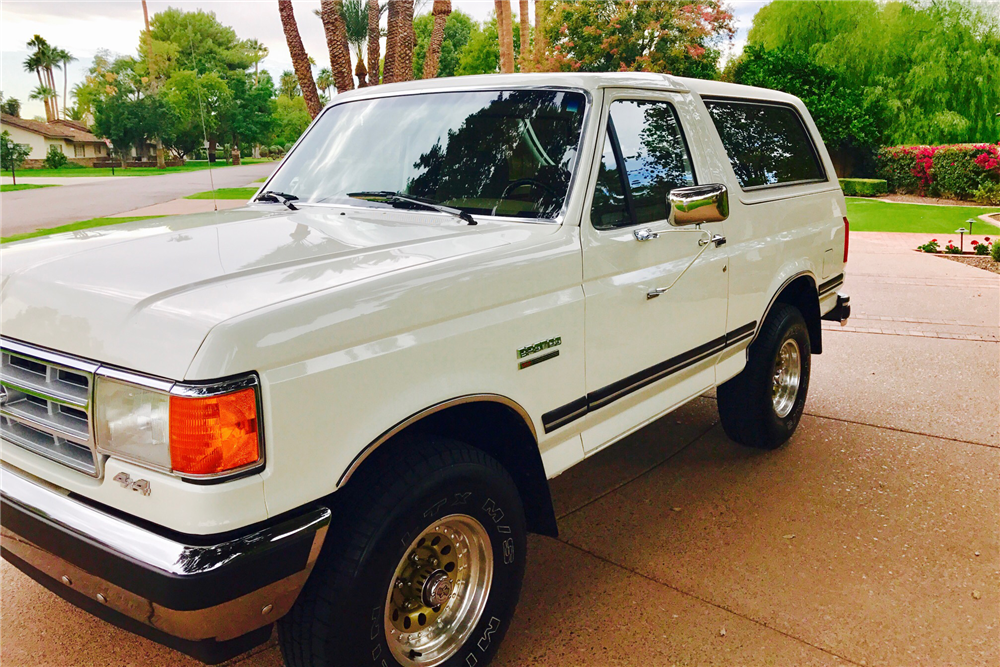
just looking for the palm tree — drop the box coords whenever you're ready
[384,0,414,83]
[279,70,301,98]
[518,0,531,72]
[318,0,354,92]
[55,48,76,119]
[367,0,381,85]
[534,0,548,71]
[423,1,452,79]
[246,39,270,86]
[316,68,334,101]
[278,0,323,118]
[29,85,58,118]
[24,36,59,121]
[495,1,515,73]
[341,0,371,86]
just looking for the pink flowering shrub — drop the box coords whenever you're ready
[876,143,1000,200]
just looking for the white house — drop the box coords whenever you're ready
[1,114,109,167]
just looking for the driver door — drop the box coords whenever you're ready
[581,91,730,453]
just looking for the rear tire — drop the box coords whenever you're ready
[279,436,526,667]
[717,303,811,449]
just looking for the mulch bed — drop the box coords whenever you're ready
[939,255,1000,275]
[876,194,992,207]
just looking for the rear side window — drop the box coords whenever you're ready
[705,100,826,189]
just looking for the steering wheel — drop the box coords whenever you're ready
[499,178,559,200]
[493,178,560,216]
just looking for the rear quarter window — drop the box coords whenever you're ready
[704,100,826,190]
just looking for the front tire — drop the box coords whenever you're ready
[279,437,526,667]
[717,303,811,449]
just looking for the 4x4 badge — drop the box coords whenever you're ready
[113,472,151,496]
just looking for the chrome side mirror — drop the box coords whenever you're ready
[668,184,729,227]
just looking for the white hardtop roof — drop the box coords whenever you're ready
[330,72,800,107]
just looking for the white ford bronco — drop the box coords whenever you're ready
[1,73,850,667]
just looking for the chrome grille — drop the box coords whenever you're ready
[1,341,100,476]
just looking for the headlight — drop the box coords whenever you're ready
[95,378,171,468]
[95,374,262,478]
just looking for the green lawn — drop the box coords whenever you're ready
[185,187,258,200]
[846,197,1000,234]
[1,159,269,179]
[1,216,161,244]
[1,183,59,192]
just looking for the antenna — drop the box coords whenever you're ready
[190,35,217,211]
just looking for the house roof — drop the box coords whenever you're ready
[0,113,104,143]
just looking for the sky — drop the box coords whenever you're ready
[1,0,769,121]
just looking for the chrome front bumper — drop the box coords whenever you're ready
[0,464,331,664]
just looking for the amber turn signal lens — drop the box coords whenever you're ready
[169,388,260,475]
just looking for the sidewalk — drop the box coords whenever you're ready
[2,176,133,186]
[108,198,246,217]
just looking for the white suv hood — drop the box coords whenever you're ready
[1,207,514,379]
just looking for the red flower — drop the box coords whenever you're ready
[986,237,991,241]
[932,239,938,242]
[972,240,979,246]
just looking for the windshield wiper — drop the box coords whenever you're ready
[255,190,299,211]
[347,191,476,225]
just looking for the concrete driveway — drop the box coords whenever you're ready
[1,233,997,666]
[0,162,276,237]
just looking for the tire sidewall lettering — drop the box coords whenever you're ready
[369,479,523,665]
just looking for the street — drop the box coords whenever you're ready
[0,232,997,666]
[0,162,276,237]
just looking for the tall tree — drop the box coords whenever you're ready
[384,0,400,82]
[747,0,1000,144]
[367,0,381,84]
[413,7,473,78]
[55,48,76,120]
[29,85,58,119]
[279,70,302,98]
[24,36,60,121]
[495,1,515,73]
[543,0,733,79]
[141,0,167,168]
[147,8,254,74]
[386,0,415,83]
[518,0,531,72]
[316,68,334,100]
[246,38,270,85]
[320,0,355,92]
[339,0,371,86]
[533,0,548,70]
[423,1,452,78]
[278,0,323,117]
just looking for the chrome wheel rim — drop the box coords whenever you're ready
[772,338,801,418]
[384,514,493,666]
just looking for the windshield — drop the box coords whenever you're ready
[265,89,588,219]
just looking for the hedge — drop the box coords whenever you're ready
[875,143,1000,203]
[839,178,888,197]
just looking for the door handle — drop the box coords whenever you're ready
[634,228,659,242]
[699,234,727,247]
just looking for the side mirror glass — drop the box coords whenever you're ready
[668,184,729,226]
